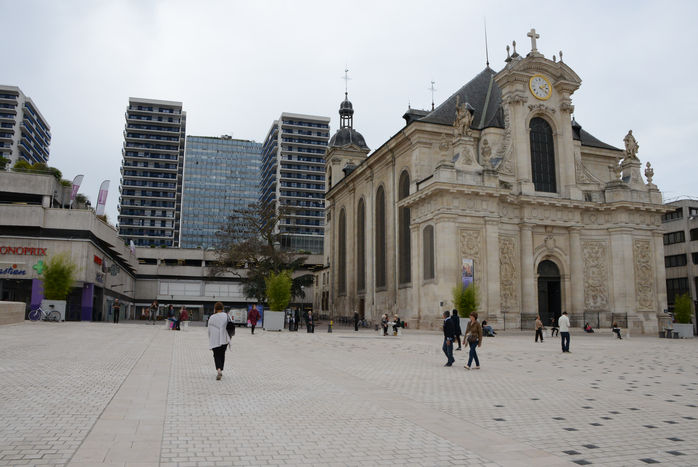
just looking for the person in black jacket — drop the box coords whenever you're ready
[442,310,456,366]
[451,309,462,350]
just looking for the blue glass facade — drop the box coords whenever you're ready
[180,135,262,248]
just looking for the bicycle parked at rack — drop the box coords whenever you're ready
[28,306,61,322]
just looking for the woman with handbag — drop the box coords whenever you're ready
[464,312,483,370]
[208,302,231,380]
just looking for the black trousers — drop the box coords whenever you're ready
[455,334,462,349]
[212,344,227,371]
[113,310,119,323]
[535,328,543,342]
[251,324,256,334]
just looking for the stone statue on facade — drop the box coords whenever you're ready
[480,139,492,167]
[454,95,474,137]
[623,130,639,161]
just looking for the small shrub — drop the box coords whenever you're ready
[265,270,292,311]
[42,253,78,300]
[673,293,692,324]
[453,283,478,318]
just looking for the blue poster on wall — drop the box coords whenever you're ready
[461,258,474,288]
[247,304,264,326]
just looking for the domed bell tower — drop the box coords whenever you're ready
[325,92,370,190]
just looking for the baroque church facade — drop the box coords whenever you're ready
[317,30,668,334]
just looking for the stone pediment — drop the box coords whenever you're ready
[495,55,581,94]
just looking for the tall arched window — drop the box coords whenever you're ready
[398,171,411,284]
[423,225,435,280]
[530,117,556,193]
[338,208,346,295]
[375,186,386,288]
[356,198,365,292]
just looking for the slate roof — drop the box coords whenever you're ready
[416,67,618,151]
[328,127,370,151]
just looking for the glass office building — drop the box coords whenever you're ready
[117,98,186,247]
[0,85,51,166]
[180,135,262,249]
[260,113,330,255]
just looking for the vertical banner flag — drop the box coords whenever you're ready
[69,175,84,207]
[129,240,136,256]
[461,258,474,288]
[95,180,110,216]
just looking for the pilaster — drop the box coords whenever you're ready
[568,227,584,318]
[519,224,535,323]
[484,218,501,325]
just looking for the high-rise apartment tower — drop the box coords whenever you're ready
[0,85,51,166]
[118,98,186,247]
[260,113,330,255]
[180,135,262,249]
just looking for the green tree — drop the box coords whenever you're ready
[265,271,292,311]
[673,293,692,324]
[0,155,9,170]
[13,159,32,171]
[453,283,478,318]
[214,202,313,304]
[42,253,78,300]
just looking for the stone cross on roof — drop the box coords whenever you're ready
[527,28,540,53]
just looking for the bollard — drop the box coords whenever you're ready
[328,320,333,333]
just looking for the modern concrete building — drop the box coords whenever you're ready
[661,199,698,330]
[117,98,186,248]
[260,113,330,255]
[0,85,51,166]
[1,171,318,322]
[180,135,262,249]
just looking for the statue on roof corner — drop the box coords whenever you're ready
[623,130,639,161]
[454,95,474,137]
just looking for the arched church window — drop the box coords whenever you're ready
[375,186,386,288]
[338,208,346,295]
[423,225,435,280]
[530,117,557,193]
[356,198,366,292]
[398,171,411,284]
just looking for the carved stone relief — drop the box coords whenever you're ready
[460,230,482,288]
[633,239,655,311]
[495,106,514,175]
[528,103,556,114]
[499,236,519,312]
[574,150,601,185]
[582,240,609,310]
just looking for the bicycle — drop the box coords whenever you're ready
[28,306,61,322]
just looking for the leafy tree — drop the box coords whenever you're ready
[673,293,692,324]
[453,283,478,318]
[265,271,292,311]
[13,159,32,171]
[42,253,78,300]
[0,155,9,170]
[214,202,314,304]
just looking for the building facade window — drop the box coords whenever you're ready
[662,207,683,222]
[692,252,698,265]
[664,231,686,245]
[529,117,556,193]
[665,254,688,268]
[375,186,386,288]
[690,228,698,241]
[666,277,689,305]
[398,171,411,284]
[338,208,346,295]
[356,198,365,292]
[423,225,435,280]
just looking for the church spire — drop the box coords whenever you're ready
[339,68,354,129]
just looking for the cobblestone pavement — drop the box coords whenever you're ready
[0,322,697,466]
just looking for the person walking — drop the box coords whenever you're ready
[559,311,571,353]
[248,305,260,335]
[451,309,462,350]
[208,302,231,380]
[550,316,559,337]
[306,310,314,333]
[112,299,121,324]
[179,306,188,329]
[535,315,544,342]
[442,310,455,366]
[149,300,158,325]
[464,312,482,370]
[354,311,359,332]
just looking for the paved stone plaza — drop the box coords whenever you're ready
[0,322,696,466]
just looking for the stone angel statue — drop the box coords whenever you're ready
[454,95,474,137]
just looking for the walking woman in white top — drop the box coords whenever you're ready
[208,302,231,380]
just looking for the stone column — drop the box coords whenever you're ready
[568,227,584,319]
[484,218,501,326]
[519,224,535,322]
[652,231,668,331]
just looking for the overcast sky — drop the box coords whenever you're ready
[3,0,697,222]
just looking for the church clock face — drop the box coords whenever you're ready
[529,74,552,100]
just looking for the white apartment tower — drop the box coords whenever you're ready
[0,85,51,166]
[118,98,186,247]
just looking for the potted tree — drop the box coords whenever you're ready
[41,252,77,322]
[264,270,291,331]
[453,283,479,319]
[672,293,694,338]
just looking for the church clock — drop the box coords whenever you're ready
[529,74,552,100]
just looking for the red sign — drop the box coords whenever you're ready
[0,246,47,256]
[93,255,103,265]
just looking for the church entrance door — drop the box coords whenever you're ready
[537,260,561,328]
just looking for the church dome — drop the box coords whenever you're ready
[329,127,369,150]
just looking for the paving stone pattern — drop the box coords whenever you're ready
[0,322,697,466]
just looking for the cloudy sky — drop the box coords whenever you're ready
[3,0,697,222]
